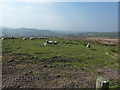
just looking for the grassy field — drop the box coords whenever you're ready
[2,38,118,88]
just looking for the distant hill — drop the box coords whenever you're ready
[0,26,118,38]
[1,27,55,37]
[77,32,118,38]
[54,32,118,38]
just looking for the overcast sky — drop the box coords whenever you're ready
[0,2,118,32]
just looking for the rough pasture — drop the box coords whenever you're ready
[74,38,118,46]
[2,38,118,88]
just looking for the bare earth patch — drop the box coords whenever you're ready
[2,55,118,88]
[97,66,118,79]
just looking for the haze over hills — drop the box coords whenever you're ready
[0,26,56,37]
[0,26,118,38]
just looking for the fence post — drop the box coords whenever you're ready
[96,76,109,90]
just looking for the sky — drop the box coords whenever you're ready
[0,0,119,2]
[0,2,118,32]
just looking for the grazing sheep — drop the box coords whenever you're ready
[11,36,14,38]
[43,43,47,46]
[1,38,4,40]
[29,37,34,40]
[22,38,26,40]
[54,41,58,45]
[46,40,53,44]
[86,43,91,48]
[46,40,58,45]
[40,37,44,39]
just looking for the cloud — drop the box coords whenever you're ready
[0,2,118,32]
[0,2,63,29]
[0,3,28,10]
[0,3,35,16]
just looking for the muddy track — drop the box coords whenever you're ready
[2,54,118,88]
[2,54,96,88]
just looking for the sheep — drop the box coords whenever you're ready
[1,38,4,40]
[46,40,53,44]
[43,42,47,46]
[53,41,58,45]
[22,38,26,40]
[29,37,34,40]
[46,40,58,45]
[11,36,14,38]
[40,37,44,39]
[86,43,91,48]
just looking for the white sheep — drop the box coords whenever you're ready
[40,37,44,39]
[46,40,54,44]
[46,40,58,45]
[86,43,91,48]
[22,38,26,40]
[29,37,34,40]
[54,41,58,45]
[1,38,4,40]
[11,36,14,38]
[43,43,47,46]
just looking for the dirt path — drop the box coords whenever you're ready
[2,55,119,88]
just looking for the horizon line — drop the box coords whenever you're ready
[0,26,118,33]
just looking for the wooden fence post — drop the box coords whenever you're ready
[96,76,109,90]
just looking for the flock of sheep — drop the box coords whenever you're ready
[1,36,91,48]
[22,37,91,48]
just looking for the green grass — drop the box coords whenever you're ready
[2,38,118,69]
[2,38,118,88]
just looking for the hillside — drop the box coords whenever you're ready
[77,32,118,38]
[1,27,55,37]
[0,26,118,38]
